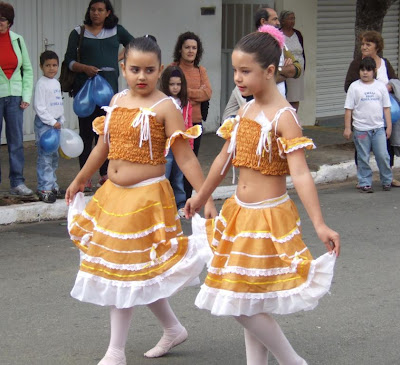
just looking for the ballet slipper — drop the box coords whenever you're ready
[143,325,188,358]
[98,346,126,365]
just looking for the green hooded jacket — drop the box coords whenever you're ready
[0,30,33,103]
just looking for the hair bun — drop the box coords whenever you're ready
[144,34,157,43]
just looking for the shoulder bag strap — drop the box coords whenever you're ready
[77,25,85,63]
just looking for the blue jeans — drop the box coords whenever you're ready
[0,96,25,187]
[165,150,186,209]
[34,115,59,191]
[353,127,392,187]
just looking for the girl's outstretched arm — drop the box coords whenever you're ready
[65,136,109,205]
[279,113,340,256]
[184,140,232,218]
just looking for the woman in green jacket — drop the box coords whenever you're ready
[0,1,33,196]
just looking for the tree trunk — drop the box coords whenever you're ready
[354,0,396,58]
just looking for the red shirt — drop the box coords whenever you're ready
[0,30,18,79]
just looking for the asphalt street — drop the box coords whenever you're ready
[0,181,399,365]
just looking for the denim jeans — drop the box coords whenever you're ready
[165,150,186,209]
[353,127,392,187]
[34,115,59,191]
[0,96,25,187]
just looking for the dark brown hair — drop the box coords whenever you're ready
[235,31,281,71]
[360,30,384,54]
[123,35,161,65]
[40,50,59,66]
[159,65,188,107]
[172,31,204,68]
[0,1,14,27]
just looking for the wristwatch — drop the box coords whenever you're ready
[278,66,283,73]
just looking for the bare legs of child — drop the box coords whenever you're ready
[235,313,307,365]
[98,299,187,364]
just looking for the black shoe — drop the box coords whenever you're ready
[382,184,391,191]
[37,190,56,203]
[359,185,373,193]
[52,188,66,199]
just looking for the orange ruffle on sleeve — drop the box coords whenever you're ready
[164,124,202,156]
[92,116,106,135]
[277,136,316,157]
[216,116,239,140]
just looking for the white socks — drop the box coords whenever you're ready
[235,313,307,365]
[98,307,134,365]
[144,298,188,358]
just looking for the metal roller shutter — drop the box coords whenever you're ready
[316,0,399,119]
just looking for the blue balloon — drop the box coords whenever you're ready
[39,128,60,153]
[389,93,400,124]
[73,78,96,117]
[92,74,114,107]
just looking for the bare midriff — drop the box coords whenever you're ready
[107,159,165,186]
[235,167,287,203]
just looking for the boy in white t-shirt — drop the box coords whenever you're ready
[33,51,65,203]
[344,56,392,193]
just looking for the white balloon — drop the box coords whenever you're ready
[59,129,84,158]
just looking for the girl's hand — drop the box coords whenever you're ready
[184,196,203,218]
[315,224,341,257]
[204,199,218,218]
[65,180,85,205]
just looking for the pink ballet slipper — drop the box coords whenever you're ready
[98,346,126,365]
[143,325,188,358]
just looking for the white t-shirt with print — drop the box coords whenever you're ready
[33,76,65,126]
[344,79,390,131]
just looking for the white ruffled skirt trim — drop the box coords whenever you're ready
[71,234,211,308]
[195,251,336,316]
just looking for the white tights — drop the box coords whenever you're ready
[98,298,187,365]
[235,313,307,365]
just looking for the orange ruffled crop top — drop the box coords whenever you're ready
[217,102,315,177]
[92,91,202,165]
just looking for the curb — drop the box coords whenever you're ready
[1,159,399,225]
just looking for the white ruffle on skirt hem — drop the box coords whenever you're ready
[190,209,336,316]
[68,182,211,308]
[70,235,208,308]
[195,252,336,316]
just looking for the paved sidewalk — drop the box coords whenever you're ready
[1,124,399,225]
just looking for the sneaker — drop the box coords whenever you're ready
[359,185,373,193]
[52,187,66,199]
[84,179,93,193]
[178,208,186,219]
[382,184,391,191]
[10,184,33,196]
[96,174,108,188]
[37,190,56,203]
[391,179,400,187]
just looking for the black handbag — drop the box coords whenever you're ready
[200,100,209,121]
[59,25,85,96]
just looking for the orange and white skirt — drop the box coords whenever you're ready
[193,192,336,316]
[68,176,210,308]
